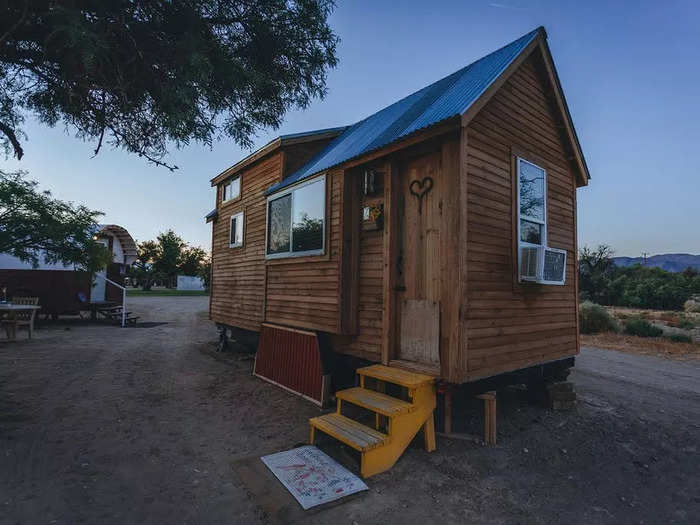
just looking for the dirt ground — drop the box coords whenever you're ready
[1,297,699,524]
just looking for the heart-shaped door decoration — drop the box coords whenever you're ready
[409,176,434,215]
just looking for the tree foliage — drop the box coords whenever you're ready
[0,0,339,168]
[579,245,700,311]
[128,230,209,289]
[0,169,111,272]
[198,255,212,290]
[179,245,208,276]
[129,240,159,290]
[153,230,186,282]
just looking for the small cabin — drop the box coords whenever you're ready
[207,27,589,393]
[0,224,137,315]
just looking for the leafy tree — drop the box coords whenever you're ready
[153,230,186,286]
[578,244,616,304]
[179,246,208,276]
[0,0,338,168]
[128,232,210,289]
[130,240,160,290]
[0,169,111,273]
[198,255,212,290]
[682,267,698,279]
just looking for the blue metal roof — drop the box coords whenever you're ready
[277,126,349,142]
[266,28,541,195]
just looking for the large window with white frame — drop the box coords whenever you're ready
[266,175,325,258]
[222,176,240,202]
[229,212,244,248]
[517,157,547,248]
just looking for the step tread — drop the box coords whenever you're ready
[357,364,435,388]
[310,413,388,452]
[336,387,414,416]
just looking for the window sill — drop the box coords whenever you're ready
[229,243,243,249]
[221,195,242,206]
[265,251,329,265]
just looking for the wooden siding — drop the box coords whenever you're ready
[463,52,579,381]
[210,153,282,332]
[331,165,387,361]
[0,269,91,315]
[282,137,337,178]
[264,170,343,333]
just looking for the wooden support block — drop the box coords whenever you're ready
[423,416,436,452]
[444,390,453,435]
[477,391,497,445]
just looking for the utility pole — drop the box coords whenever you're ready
[641,252,649,266]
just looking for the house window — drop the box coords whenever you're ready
[517,158,546,247]
[229,212,244,248]
[222,176,240,202]
[266,176,325,258]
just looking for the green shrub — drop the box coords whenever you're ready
[666,333,693,343]
[579,301,618,334]
[623,318,663,338]
[675,317,696,330]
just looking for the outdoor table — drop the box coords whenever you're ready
[0,304,41,341]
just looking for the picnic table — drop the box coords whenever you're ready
[0,303,41,341]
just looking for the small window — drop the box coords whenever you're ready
[266,176,325,258]
[229,212,244,248]
[222,176,240,202]
[517,158,546,247]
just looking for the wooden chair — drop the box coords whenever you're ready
[2,296,39,339]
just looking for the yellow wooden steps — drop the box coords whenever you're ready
[309,413,388,452]
[357,364,435,388]
[310,364,437,478]
[336,387,415,417]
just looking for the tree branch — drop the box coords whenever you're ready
[0,121,24,160]
[0,0,28,47]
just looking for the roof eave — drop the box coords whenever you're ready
[209,126,348,187]
[210,137,281,187]
[459,27,590,187]
[535,37,590,186]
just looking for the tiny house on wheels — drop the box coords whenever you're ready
[207,27,589,477]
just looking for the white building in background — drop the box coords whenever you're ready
[0,224,137,313]
[177,275,206,291]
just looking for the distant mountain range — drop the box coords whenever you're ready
[613,254,700,273]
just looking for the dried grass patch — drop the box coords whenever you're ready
[581,333,700,361]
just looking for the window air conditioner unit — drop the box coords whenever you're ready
[519,246,567,285]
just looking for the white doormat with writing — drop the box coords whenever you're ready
[260,446,368,510]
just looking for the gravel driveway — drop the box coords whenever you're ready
[1,296,698,524]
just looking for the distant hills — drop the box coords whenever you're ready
[613,254,700,273]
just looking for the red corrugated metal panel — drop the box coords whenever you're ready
[254,324,324,404]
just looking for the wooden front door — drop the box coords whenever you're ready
[394,151,441,368]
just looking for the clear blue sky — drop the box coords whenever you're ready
[3,0,699,258]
